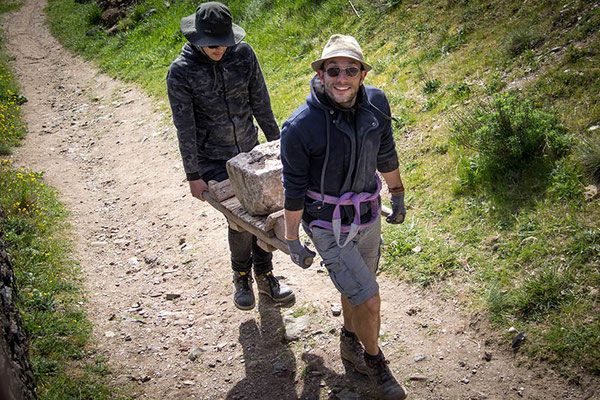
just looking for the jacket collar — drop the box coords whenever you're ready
[181,42,232,64]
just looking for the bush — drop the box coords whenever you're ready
[451,91,573,187]
[507,27,543,57]
[423,78,442,95]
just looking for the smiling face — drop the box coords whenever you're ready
[317,57,367,109]
[200,45,227,61]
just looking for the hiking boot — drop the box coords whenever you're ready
[255,271,295,303]
[340,330,369,375]
[233,271,255,310]
[364,351,407,400]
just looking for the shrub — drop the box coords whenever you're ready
[451,91,573,187]
[507,27,543,57]
[423,78,442,95]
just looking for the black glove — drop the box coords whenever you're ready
[386,192,406,224]
[286,238,316,269]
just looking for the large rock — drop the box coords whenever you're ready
[226,140,283,216]
[1,211,37,400]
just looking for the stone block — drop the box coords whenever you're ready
[226,140,283,216]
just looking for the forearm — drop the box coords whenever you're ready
[381,169,404,194]
[284,209,304,240]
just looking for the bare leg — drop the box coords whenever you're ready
[341,291,381,356]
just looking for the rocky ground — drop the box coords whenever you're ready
[3,0,599,399]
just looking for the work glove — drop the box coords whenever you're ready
[286,238,316,269]
[386,192,406,224]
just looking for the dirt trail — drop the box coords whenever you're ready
[2,1,598,399]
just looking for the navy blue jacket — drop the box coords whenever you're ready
[280,76,399,223]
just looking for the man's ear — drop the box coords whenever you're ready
[316,69,325,84]
[359,70,367,85]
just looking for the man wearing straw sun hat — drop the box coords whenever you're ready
[280,34,407,399]
[166,2,294,311]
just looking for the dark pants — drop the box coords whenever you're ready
[201,160,273,275]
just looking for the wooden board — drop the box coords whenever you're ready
[203,190,288,254]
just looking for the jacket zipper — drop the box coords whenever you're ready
[218,66,241,154]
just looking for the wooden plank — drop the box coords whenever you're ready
[220,196,272,236]
[266,210,286,242]
[381,205,392,217]
[203,191,289,254]
[208,179,235,202]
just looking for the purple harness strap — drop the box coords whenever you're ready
[306,175,381,248]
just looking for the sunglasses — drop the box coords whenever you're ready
[324,66,361,78]
[207,45,223,49]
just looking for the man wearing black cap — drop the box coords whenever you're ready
[166,1,294,311]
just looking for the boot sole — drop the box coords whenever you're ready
[233,298,255,311]
[257,289,295,303]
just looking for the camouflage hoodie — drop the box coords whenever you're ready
[166,42,280,180]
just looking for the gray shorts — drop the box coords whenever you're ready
[303,217,381,306]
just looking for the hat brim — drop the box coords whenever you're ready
[180,13,246,47]
[311,53,372,72]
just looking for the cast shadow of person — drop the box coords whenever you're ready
[226,294,374,400]
[226,293,298,400]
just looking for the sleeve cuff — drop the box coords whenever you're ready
[284,195,305,211]
[377,158,400,174]
[186,171,202,181]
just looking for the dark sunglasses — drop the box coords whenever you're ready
[324,66,361,78]
[207,45,223,49]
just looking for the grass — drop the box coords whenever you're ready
[0,3,129,398]
[32,0,600,380]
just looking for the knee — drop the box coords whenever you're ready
[361,292,380,316]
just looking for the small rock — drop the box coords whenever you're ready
[460,377,470,384]
[216,342,228,351]
[104,331,116,338]
[331,303,342,317]
[406,306,421,316]
[414,354,426,362]
[483,351,492,361]
[412,246,422,253]
[584,185,598,201]
[588,125,599,131]
[508,326,517,333]
[188,347,206,361]
[283,315,311,341]
[165,293,181,300]
[409,375,428,381]
[512,332,526,349]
